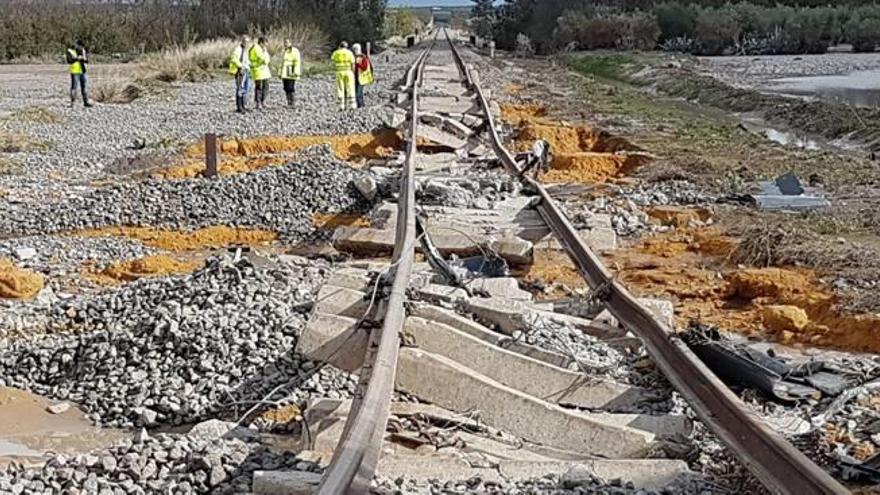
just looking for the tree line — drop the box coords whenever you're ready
[0,0,387,61]
[473,0,880,55]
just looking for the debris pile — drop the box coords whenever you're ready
[1,148,368,241]
[0,425,324,494]
[0,255,358,428]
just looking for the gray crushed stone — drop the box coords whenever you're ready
[0,147,368,240]
[0,255,358,428]
[0,425,323,495]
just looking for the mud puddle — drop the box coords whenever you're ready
[0,387,125,466]
[765,70,880,108]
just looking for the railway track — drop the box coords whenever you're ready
[309,32,850,495]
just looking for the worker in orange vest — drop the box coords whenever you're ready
[352,43,374,109]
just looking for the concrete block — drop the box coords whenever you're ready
[396,348,655,458]
[298,313,367,372]
[587,412,693,439]
[465,297,529,335]
[354,175,377,201]
[252,470,321,495]
[325,269,373,292]
[312,285,369,319]
[419,126,467,150]
[406,317,653,411]
[489,237,533,265]
[410,304,572,368]
[14,247,37,260]
[417,283,469,304]
[465,277,532,301]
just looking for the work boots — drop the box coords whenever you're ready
[286,92,295,107]
[254,88,262,111]
[235,96,244,114]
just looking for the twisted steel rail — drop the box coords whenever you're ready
[444,29,848,495]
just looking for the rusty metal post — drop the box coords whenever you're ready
[204,133,218,178]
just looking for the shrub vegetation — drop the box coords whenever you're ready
[479,0,880,55]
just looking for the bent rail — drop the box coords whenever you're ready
[316,41,433,495]
[444,29,848,495]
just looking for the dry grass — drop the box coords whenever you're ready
[94,24,328,104]
[0,131,51,152]
[9,106,62,124]
[141,39,232,83]
[91,74,144,104]
[0,156,22,175]
[730,216,880,312]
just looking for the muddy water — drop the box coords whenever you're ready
[766,70,880,108]
[0,387,125,466]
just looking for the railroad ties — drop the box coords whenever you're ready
[260,30,848,495]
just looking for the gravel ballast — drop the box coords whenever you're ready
[0,254,358,429]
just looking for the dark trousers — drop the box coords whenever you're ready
[283,79,296,106]
[254,79,269,108]
[355,81,365,108]
[70,73,88,105]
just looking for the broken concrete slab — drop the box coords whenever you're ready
[298,313,367,372]
[312,285,369,319]
[558,460,692,490]
[489,237,533,265]
[396,347,655,457]
[252,470,322,495]
[420,96,477,115]
[410,304,572,368]
[466,296,529,334]
[354,175,377,201]
[405,317,653,411]
[586,412,692,439]
[419,125,468,150]
[417,283,469,304]
[464,277,532,301]
[376,455,693,490]
[324,268,373,292]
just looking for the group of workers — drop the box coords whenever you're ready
[229,36,374,114]
[65,36,375,113]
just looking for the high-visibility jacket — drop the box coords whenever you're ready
[248,44,272,81]
[67,48,85,75]
[282,47,302,80]
[356,55,374,86]
[229,45,249,75]
[330,48,355,73]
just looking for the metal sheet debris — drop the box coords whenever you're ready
[751,172,830,210]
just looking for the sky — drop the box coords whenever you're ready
[388,0,473,6]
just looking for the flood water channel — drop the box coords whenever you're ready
[765,69,880,108]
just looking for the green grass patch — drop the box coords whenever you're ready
[565,53,638,81]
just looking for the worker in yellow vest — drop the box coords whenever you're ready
[228,35,251,113]
[330,41,356,111]
[248,37,272,111]
[281,39,302,108]
[352,43,374,109]
[66,40,92,108]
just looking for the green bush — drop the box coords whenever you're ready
[655,2,697,41]
[845,13,880,52]
[616,12,661,50]
[694,8,742,55]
